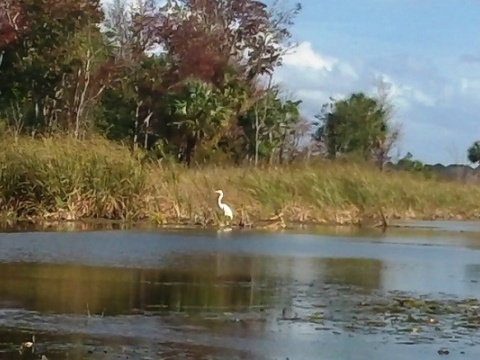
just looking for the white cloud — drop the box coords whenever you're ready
[94,3,479,164]
[383,79,436,109]
[283,42,337,72]
[101,0,167,12]
[272,41,480,164]
[274,43,436,118]
[459,78,480,96]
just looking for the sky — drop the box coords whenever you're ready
[101,0,480,164]
[270,0,480,164]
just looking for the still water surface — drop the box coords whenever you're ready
[0,222,480,359]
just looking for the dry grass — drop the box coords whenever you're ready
[0,135,479,227]
[149,162,480,226]
[0,136,146,221]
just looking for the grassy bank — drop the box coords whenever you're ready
[0,136,479,228]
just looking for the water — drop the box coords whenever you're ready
[1,222,480,359]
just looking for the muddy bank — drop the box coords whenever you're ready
[0,211,479,234]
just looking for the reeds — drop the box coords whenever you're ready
[0,136,146,220]
[149,162,480,226]
[0,135,479,226]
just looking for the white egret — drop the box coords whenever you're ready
[21,335,35,349]
[214,190,233,220]
[20,335,35,355]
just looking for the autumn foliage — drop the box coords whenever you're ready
[0,0,309,165]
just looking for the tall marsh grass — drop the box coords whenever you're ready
[0,135,479,226]
[156,163,480,226]
[0,136,146,220]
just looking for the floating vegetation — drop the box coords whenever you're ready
[289,287,480,348]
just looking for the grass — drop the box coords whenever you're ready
[0,135,479,227]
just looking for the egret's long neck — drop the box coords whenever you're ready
[217,193,224,207]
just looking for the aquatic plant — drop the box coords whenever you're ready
[0,136,147,220]
[0,136,479,226]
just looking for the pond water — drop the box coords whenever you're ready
[1,221,480,359]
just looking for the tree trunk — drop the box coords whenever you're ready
[143,111,153,149]
[184,135,197,167]
[133,100,141,151]
[278,128,288,164]
[254,107,260,166]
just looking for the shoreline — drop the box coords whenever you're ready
[0,211,478,233]
[1,137,480,229]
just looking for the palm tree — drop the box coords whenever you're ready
[172,79,231,165]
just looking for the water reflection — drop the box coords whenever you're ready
[322,258,383,290]
[1,251,479,317]
[0,261,274,315]
[0,224,480,360]
[0,256,384,316]
[0,220,136,233]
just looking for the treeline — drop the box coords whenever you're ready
[0,0,400,167]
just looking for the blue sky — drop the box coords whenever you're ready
[271,0,480,164]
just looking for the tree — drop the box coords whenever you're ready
[156,0,301,87]
[276,98,302,164]
[372,76,401,170]
[170,79,234,165]
[467,141,480,165]
[0,0,105,134]
[101,0,166,149]
[98,0,301,162]
[0,0,306,167]
[103,0,160,62]
[60,24,112,138]
[237,87,302,164]
[313,91,398,167]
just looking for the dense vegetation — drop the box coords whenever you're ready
[0,0,401,165]
[0,0,478,226]
[0,136,478,226]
